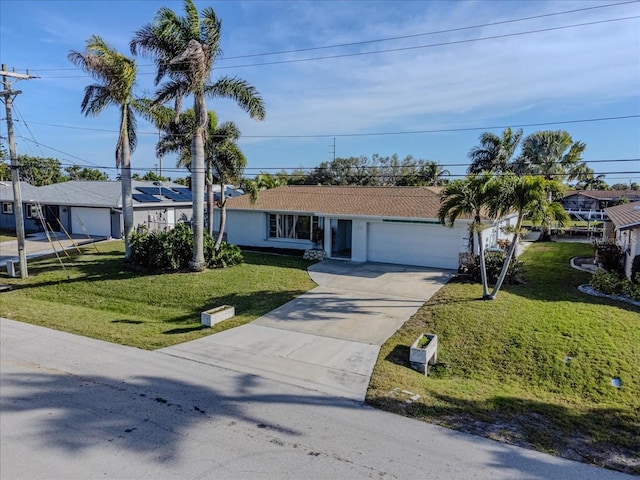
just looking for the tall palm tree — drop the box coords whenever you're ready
[510,130,586,182]
[485,174,564,298]
[68,35,139,260]
[468,127,522,175]
[131,0,265,271]
[510,130,583,240]
[156,109,244,244]
[439,174,494,299]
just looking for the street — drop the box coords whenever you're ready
[0,318,632,479]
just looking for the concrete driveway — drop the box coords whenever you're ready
[161,260,453,401]
[0,232,106,269]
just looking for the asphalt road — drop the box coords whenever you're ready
[1,318,632,480]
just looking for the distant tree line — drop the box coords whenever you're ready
[242,129,637,191]
[242,154,452,189]
[0,152,189,186]
[0,155,108,185]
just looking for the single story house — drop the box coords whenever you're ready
[604,201,640,280]
[0,180,193,238]
[220,185,517,270]
[562,190,640,220]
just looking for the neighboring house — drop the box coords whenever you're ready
[221,185,517,270]
[561,190,640,220]
[604,201,640,280]
[0,180,193,238]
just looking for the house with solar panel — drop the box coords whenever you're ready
[0,180,194,239]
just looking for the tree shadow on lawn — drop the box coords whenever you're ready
[0,370,360,466]
[368,390,639,475]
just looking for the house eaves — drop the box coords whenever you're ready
[604,201,640,230]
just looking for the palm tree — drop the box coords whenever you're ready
[156,109,244,244]
[421,161,451,186]
[510,130,586,182]
[210,133,245,250]
[485,174,564,299]
[131,0,265,271]
[510,130,584,241]
[68,35,139,260]
[468,128,522,175]
[438,174,494,299]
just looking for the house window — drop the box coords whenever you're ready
[26,204,41,219]
[268,214,318,240]
[2,202,12,214]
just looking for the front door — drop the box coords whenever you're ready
[43,205,61,231]
[330,219,352,259]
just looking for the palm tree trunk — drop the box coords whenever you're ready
[476,228,490,299]
[214,182,226,251]
[120,110,134,261]
[189,93,207,271]
[488,213,523,299]
[206,173,214,237]
[538,190,554,242]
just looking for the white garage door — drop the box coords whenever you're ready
[71,207,111,237]
[367,222,463,269]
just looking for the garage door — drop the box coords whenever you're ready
[367,222,463,269]
[71,207,111,237]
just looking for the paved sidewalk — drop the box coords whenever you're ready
[161,260,453,401]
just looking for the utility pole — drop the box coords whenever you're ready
[330,137,336,161]
[157,127,163,178]
[1,65,37,278]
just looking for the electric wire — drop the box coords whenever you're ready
[18,114,640,139]
[27,1,640,72]
[32,15,640,78]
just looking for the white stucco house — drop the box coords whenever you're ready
[221,185,517,270]
[604,201,640,280]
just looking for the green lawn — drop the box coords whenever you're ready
[0,229,16,242]
[0,242,315,349]
[367,242,640,474]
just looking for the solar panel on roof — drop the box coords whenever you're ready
[173,187,192,195]
[162,190,191,202]
[136,187,162,195]
[132,193,162,203]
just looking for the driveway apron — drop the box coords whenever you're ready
[160,260,453,401]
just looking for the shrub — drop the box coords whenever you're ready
[621,274,640,300]
[590,269,624,295]
[631,255,640,284]
[465,251,522,285]
[593,241,624,274]
[130,223,243,271]
[204,239,243,269]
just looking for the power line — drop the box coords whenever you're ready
[19,114,640,139]
[34,15,640,79]
[212,16,640,70]
[9,136,638,178]
[25,1,640,73]
[220,1,640,60]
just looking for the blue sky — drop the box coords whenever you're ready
[1,0,639,184]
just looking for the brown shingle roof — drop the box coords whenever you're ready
[604,201,640,230]
[226,185,451,219]
[564,190,640,200]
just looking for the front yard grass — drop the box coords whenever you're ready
[0,229,16,242]
[367,242,640,474]
[0,241,315,349]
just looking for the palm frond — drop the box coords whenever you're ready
[205,77,266,120]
